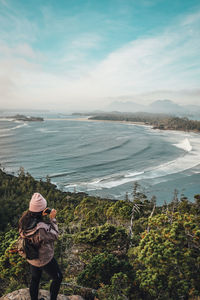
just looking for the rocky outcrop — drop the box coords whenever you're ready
[0,289,84,300]
[5,115,44,121]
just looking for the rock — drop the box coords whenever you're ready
[0,289,84,300]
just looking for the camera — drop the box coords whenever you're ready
[42,207,52,215]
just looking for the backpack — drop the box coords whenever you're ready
[17,236,39,260]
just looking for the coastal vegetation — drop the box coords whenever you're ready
[89,112,200,132]
[0,168,200,299]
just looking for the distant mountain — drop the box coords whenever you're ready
[106,99,200,117]
[106,99,182,114]
[106,100,145,112]
[148,100,185,114]
[148,100,200,117]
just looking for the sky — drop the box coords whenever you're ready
[0,0,200,111]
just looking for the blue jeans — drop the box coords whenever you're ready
[30,257,63,300]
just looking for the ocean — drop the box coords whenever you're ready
[0,114,199,205]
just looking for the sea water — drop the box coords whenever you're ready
[0,115,199,204]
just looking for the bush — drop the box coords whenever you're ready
[77,252,133,289]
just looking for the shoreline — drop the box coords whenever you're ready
[2,115,199,134]
[46,117,149,126]
[46,117,200,134]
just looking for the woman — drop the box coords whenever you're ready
[19,192,63,300]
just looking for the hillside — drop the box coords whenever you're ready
[0,169,200,299]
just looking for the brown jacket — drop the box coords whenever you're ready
[20,219,58,267]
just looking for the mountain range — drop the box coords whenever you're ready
[106,99,200,117]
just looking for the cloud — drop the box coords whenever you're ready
[182,10,200,25]
[56,33,102,77]
[0,3,200,110]
[0,41,42,60]
[124,89,200,106]
[70,33,102,50]
[79,9,200,105]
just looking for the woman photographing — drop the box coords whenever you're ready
[19,193,63,300]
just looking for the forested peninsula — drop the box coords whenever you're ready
[0,168,200,299]
[89,112,200,132]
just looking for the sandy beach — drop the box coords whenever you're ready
[46,117,147,126]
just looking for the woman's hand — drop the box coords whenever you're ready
[49,209,57,219]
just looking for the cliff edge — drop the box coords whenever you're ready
[0,289,84,300]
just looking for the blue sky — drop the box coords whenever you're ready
[0,0,200,110]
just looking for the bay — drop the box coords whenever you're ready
[0,115,199,204]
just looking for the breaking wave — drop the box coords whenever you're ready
[173,138,192,152]
[65,137,200,191]
[1,116,199,201]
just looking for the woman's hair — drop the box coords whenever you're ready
[19,210,43,231]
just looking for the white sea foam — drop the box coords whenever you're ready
[0,122,27,133]
[174,138,192,152]
[11,123,27,130]
[116,136,130,140]
[0,128,10,133]
[124,171,144,178]
[0,118,14,121]
[37,128,59,133]
[49,171,71,178]
[0,133,13,137]
[66,135,200,191]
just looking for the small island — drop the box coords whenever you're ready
[5,114,44,122]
